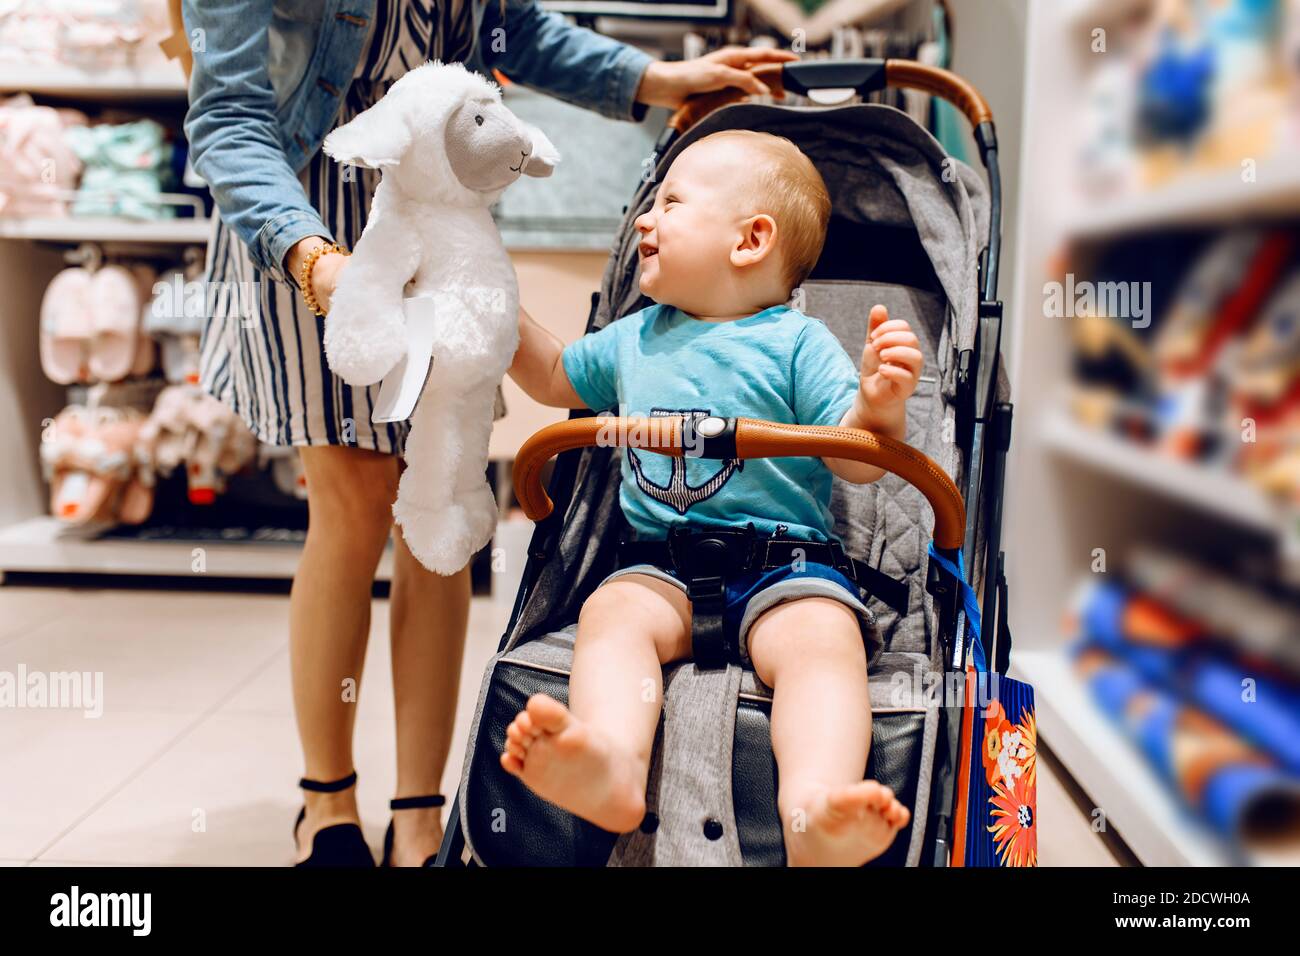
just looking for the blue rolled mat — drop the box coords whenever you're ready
[1075,645,1300,851]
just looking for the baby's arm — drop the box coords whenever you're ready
[824,305,924,484]
[508,305,586,409]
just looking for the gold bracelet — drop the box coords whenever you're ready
[298,242,346,316]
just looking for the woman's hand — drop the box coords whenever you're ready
[286,236,350,314]
[634,47,799,110]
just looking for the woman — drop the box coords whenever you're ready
[182,0,794,866]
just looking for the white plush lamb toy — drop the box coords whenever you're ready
[321,61,559,574]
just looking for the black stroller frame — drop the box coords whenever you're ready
[436,58,1012,868]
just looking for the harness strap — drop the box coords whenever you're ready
[618,527,911,617]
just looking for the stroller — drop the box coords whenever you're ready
[437,59,1014,867]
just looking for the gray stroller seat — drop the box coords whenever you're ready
[439,61,1008,867]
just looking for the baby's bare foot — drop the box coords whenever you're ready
[499,694,646,833]
[784,780,911,867]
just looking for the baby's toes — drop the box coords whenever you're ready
[500,751,524,775]
[505,718,531,747]
[885,799,911,829]
[504,737,528,763]
[525,693,571,734]
[865,783,896,815]
[827,781,883,818]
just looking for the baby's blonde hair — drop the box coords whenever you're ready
[699,130,831,293]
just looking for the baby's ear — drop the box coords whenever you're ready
[521,122,560,178]
[322,95,413,169]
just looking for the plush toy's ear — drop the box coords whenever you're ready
[322,95,413,169]
[522,122,560,178]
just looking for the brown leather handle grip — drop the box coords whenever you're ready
[665,59,992,138]
[513,416,966,550]
[883,60,993,128]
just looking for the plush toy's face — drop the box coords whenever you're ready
[320,62,559,207]
[445,98,536,193]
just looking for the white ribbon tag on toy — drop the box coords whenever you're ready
[372,297,437,424]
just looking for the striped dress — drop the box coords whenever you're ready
[199,0,502,456]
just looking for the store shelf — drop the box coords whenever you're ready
[0,218,211,244]
[1067,157,1300,240]
[1040,410,1280,535]
[1011,648,1234,866]
[0,517,392,582]
[0,66,187,100]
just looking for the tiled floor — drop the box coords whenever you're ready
[0,582,1120,866]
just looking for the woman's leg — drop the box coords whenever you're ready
[386,525,472,866]
[292,445,399,862]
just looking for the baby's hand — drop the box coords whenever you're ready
[859,305,923,409]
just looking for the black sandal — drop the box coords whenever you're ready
[380,794,446,867]
[293,771,375,868]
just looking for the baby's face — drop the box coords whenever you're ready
[634,139,767,313]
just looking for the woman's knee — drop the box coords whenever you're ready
[300,446,400,544]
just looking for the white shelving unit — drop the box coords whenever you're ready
[1068,158,1300,239]
[1012,649,1235,867]
[0,65,341,583]
[0,66,188,100]
[1003,2,1299,866]
[0,517,399,580]
[0,217,212,244]
[1039,410,1280,536]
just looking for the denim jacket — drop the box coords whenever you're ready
[182,0,654,283]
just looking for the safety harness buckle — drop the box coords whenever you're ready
[668,526,755,669]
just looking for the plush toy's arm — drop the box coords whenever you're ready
[322,197,421,387]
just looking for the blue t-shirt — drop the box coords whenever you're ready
[561,303,861,541]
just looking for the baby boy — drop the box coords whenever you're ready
[504,130,924,866]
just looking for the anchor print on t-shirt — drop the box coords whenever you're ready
[626,407,742,515]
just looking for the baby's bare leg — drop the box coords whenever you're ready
[748,596,911,866]
[500,573,691,832]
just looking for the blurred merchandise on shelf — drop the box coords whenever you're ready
[143,245,206,384]
[1231,271,1300,498]
[1154,228,1294,459]
[39,257,159,384]
[1068,565,1300,861]
[137,384,258,506]
[1075,0,1298,201]
[32,245,303,533]
[0,101,203,223]
[40,402,155,526]
[260,446,309,501]
[0,0,172,72]
[1126,545,1300,676]
[1061,222,1300,508]
[65,118,175,219]
[0,94,88,217]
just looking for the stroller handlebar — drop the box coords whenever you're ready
[513,415,966,550]
[665,59,994,139]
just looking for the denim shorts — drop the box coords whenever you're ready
[597,560,881,668]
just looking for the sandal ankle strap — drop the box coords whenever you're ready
[299,770,358,793]
[390,794,445,811]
